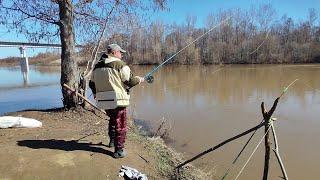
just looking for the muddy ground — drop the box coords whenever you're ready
[0,108,207,180]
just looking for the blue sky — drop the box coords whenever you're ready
[1,0,319,58]
[153,0,320,26]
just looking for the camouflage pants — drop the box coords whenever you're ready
[106,107,127,151]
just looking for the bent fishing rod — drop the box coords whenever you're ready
[144,17,230,83]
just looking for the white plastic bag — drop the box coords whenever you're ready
[119,165,148,180]
[0,116,42,128]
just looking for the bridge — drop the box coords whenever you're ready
[0,41,84,70]
[0,41,84,47]
[0,41,84,84]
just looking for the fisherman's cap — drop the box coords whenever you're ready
[107,44,126,53]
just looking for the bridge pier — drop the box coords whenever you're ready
[0,41,84,85]
[19,46,29,84]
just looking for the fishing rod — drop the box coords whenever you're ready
[144,17,231,83]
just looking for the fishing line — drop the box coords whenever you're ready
[234,125,272,180]
[283,66,320,93]
[279,79,299,98]
[143,17,231,83]
[300,81,320,93]
[248,29,271,55]
[220,123,260,180]
[160,66,226,94]
[154,25,272,94]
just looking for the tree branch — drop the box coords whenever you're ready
[83,0,119,79]
[74,10,102,23]
[1,5,59,25]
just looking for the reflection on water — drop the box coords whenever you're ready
[0,64,320,179]
[0,66,60,89]
[0,66,61,114]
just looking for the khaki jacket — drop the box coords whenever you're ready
[90,54,140,109]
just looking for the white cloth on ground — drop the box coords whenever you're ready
[0,116,42,128]
[118,165,148,180]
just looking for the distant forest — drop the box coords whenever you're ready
[104,5,320,64]
[1,4,320,66]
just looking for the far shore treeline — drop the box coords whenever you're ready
[1,5,320,66]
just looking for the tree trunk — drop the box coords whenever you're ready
[58,0,79,109]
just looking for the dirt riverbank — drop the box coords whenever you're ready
[0,107,208,180]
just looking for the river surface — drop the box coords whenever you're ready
[1,64,320,179]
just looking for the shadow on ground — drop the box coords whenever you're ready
[17,139,113,157]
[20,107,65,113]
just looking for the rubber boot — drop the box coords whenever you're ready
[108,139,115,148]
[113,149,126,159]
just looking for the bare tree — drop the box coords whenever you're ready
[0,0,168,109]
[117,4,320,65]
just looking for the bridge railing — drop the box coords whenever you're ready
[0,41,84,48]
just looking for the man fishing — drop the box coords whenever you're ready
[89,44,144,158]
[87,18,229,159]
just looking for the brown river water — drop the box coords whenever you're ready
[130,64,320,180]
[1,64,320,179]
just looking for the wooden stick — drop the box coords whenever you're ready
[234,125,272,180]
[138,153,150,163]
[260,78,296,179]
[63,84,106,115]
[271,123,289,180]
[176,121,267,169]
[263,121,271,180]
[76,131,100,142]
[221,123,260,180]
[261,98,280,180]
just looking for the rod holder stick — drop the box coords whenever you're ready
[271,123,289,180]
[176,120,266,169]
[63,84,106,115]
[261,98,280,180]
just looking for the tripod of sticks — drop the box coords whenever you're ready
[176,97,289,180]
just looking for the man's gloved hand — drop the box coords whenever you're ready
[138,76,145,84]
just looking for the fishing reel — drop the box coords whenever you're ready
[145,75,154,83]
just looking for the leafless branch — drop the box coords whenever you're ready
[1,5,59,25]
[83,0,119,79]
